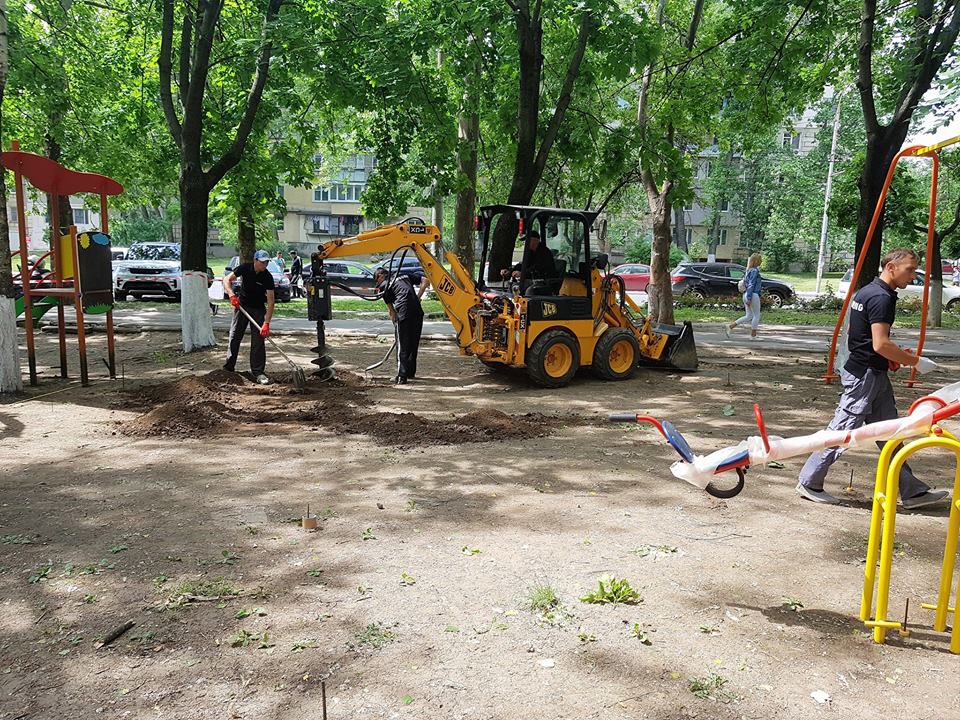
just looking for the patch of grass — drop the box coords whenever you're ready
[399,572,417,586]
[361,528,376,541]
[688,673,737,702]
[461,546,481,556]
[630,623,652,645]
[82,594,98,604]
[163,577,239,608]
[353,622,397,649]
[404,500,418,512]
[219,550,240,565]
[305,569,324,578]
[526,583,572,626]
[291,639,319,652]
[229,629,274,649]
[78,560,115,575]
[580,576,643,606]
[28,564,52,584]
[630,544,678,559]
[1,534,35,545]
[109,543,128,554]
[577,630,597,643]
[782,597,804,612]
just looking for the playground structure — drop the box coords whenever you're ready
[3,142,123,387]
[825,134,960,387]
[860,398,960,654]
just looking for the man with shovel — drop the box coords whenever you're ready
[223,249,275,385]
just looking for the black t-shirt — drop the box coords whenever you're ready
[845,277,897,377]
[234,263,275,309]
[512,242,557,279]
[290,256,302,277]
[380,275,423,321]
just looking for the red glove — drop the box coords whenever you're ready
[888,359,901,372]
[229,295,240,308]
[260,322,270,338]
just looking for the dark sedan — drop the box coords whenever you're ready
[670,262,795,307]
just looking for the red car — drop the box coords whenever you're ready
[611,263,651,291]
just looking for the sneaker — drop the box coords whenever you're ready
[796,483,841,505]
[396,376,408,385]
[749,334,759,341]
[255,374,270,385]
[723,324,732,339]
[901,490,949,509]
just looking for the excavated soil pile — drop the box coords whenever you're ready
[122,371,561,446]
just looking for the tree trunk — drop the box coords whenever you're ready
[237,203,256,263]
[179,170,215,352]
[0,0,20,393]
[929,233,943,328]
[853,125,909,289]
[646,191,674,324]
[453,110,478,274]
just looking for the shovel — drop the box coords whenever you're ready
[235,304,307,389]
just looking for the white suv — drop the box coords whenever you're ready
[837,269,960,311]
[114,243,212,301]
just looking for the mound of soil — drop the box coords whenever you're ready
[122,370,561,447]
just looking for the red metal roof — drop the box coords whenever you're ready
[1,151,123,196]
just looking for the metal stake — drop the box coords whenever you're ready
[321,680,327,720]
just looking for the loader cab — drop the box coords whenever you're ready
[476,205,601,320]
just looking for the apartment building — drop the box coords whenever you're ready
[676,108,820,262]
[6,196,102,253]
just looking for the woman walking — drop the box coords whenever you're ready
[725,253,763,340]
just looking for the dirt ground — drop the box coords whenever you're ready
[1,326,959,720]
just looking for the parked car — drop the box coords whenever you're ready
[610,263,651,291]
[318,260,377,295]
[111,249,127,261]
[114,242,213,301]
[372,256,426,283]
[670,262,795,307]
[223,256,292,302]
[837,269,960,310]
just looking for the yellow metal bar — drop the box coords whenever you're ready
[873,440,909,645]
[921,603,955,612]
[864,619,902,629]
[861,438,903,621]
[933,461,960,632]
[914,134,960,156]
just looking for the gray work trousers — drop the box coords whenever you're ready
[225,305,266,375]
[798,368,929,499]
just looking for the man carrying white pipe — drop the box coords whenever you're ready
[797,248,948,507]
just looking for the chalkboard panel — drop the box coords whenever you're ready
[77,231,114,314]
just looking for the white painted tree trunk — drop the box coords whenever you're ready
[181,272,215,352]
[0,297,22,393]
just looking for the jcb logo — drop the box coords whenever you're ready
[542,302,558,317]
[437,277,456,295]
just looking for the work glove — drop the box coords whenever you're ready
[888,359,901,372]
[915,356,938,374]
[229,295,240,308]
[260,322,270,338]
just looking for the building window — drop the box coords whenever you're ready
[718,229,728,246]
[313,188,329,202]
[720,199,730,212]
[781,132,800,150]
[72,208,89,225]
[341,215,361,235]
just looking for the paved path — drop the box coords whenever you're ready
[43,304,960,358]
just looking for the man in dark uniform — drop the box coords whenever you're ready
[502,231,557,281]
[797,248,946,507]
[223,249,276,385]
[375,267,424,385]
[289,250,303,298]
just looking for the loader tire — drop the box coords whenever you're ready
[592,328,640,381]
[527,329,580,388]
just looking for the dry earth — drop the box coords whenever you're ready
[1,325,959,720]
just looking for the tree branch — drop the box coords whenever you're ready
[181,0,223,158]
[179,9,192,99]
[206,0,283,187]
[893,5,960,126]
[158,0,183,147]
[857,0,881,134]
[529,10,593,190]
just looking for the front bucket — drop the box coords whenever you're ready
[644,321,698,371]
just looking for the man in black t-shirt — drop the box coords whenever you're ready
[375,267,425,385]
[223,249,276,385]
[797,248,946,507]
[502,231,557,281]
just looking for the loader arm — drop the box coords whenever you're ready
[316,221,481,349]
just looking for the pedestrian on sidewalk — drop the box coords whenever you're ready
[796,247,947,507]
[375,267,424,385]
[289,250,304,299]
[725,253,763,340]
[223,249,276,385]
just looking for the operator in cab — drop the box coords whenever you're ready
[223,249,275,385]
[374,267,424,385]
[501,231,557,281]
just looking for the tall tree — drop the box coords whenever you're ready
[158,0,283,351]
[0,0,19,393]
[852,0,960,289]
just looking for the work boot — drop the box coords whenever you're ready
[796,484,840,505]
[223,363,236,373]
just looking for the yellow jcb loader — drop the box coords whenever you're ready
[307,205,697,387]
